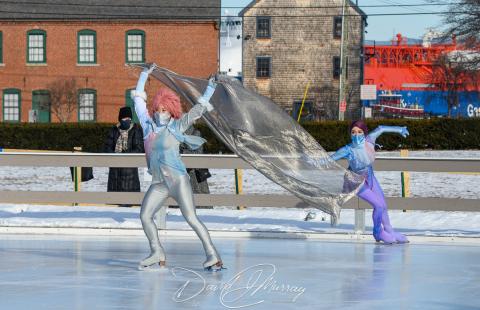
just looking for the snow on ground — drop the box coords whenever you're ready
[1,150,479,236]
[1,204,480,237]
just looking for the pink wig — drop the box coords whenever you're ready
[149,87,183,119]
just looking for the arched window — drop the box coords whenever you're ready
[77,29,96,64]
[78,89,96,122]
[27,29,46,63]
[126,30,145,63]
[3,88,21,122]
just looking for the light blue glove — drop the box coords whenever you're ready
[401,126,409,138]
[144,63,157,74]
[135,64,157,93]
[198,77,217,112]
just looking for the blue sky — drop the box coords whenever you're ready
[222,0,447,41]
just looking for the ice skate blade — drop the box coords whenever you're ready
[375,240,395,245]
[204,262,226,272]
[138,261,167,271]
[204,266,226,272]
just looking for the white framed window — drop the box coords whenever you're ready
[78,30,96,64]
[78,89,96,122]
[27,30,46,63]
[3,89,21,122]
[126,30,145,63]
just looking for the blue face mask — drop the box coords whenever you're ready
[351,134,365,146]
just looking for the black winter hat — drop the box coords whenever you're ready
[118,107,133,121]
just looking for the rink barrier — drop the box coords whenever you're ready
[1,152,480,232]
[0,190,478,211]
[2,152,480,172]
[2,227,480,244]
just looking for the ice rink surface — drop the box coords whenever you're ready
[0,234,479,310]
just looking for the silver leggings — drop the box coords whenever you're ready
[140,174,220,262]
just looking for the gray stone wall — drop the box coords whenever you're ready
[242,0,365,120]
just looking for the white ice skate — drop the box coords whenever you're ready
[203,254,225,272]
[138,252,166,271]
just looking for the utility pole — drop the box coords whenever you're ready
[338,0,349,121]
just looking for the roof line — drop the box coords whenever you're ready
[239,0,367,17]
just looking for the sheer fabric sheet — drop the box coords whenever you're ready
[141,66,364,223]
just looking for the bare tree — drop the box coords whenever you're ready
[430,53,478,117]
[441,0,480,68]
[313,84,358,120]
[314,85,338,120]
[47,78,77,122]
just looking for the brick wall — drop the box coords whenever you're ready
[0,21,219,122]
[242,0,364,120]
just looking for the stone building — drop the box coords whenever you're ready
[0,0,220,123]
[240,0,366,120]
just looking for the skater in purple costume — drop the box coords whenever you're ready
[331,121,409,244]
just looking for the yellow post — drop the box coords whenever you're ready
[400,149,410,212]
[73,146,82,206]
[235,169,244,210]
[297,82,311,122]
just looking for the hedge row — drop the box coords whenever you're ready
[302,118,480,151]
[1,118,479,153]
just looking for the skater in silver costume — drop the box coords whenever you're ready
[132,64,223,270]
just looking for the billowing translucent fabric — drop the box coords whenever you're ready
[143,66,364,223]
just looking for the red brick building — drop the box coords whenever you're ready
[0,0,220,123]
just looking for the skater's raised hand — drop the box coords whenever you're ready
[401,126,409,138]
[143,63,158,75]
[198,74,218,112]
[207,76,217,90]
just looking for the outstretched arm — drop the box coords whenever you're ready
[131,67,155,138]
[178,77,217,133]
[330,146,351,161]
[178,104,208,133]
[367,125,409,143]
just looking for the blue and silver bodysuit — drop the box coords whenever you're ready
[331,126,405,189]
[133,70,221,268]
[331,126,409,243]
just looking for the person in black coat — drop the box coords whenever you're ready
[104,107,144,206]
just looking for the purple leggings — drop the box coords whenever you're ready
[357,176,408,243]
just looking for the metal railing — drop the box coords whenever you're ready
[1,152,479,232]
